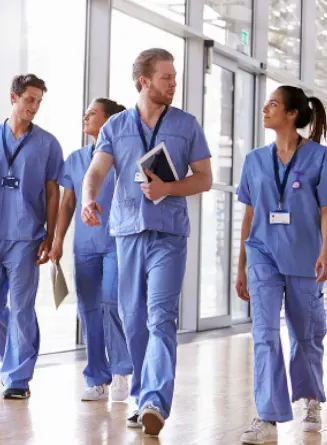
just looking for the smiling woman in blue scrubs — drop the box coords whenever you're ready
[81,48,212,436]
[49,99,132,402]
[236,86,327,444]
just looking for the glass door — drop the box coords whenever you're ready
[198,53,253,331]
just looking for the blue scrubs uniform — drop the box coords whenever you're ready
[237,140,327,422]
[58,144,132,387]
[95,107,211,418]
[0,122,63,389]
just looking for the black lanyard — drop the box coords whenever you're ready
[133,105,168,152]
[2,119,33,174]
[272,135,302,209]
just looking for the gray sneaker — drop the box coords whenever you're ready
[240,418,277,444]
[302,399,322,432]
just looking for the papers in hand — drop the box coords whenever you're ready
[137,142,179,205]
[50,262,69,309]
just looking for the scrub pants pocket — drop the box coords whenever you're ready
[247,263,284,329]
[310,292,326,338]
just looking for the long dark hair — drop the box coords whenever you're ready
[277,86,327,143]
[93,98,125,118]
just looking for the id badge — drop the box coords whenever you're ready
[269,210,290,225]
[134,172,144,183]
[1,176,20,189]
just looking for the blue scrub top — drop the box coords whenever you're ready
[0,122,63,241]
[58,144,116,254]
[237,140,327,277]
[95,107,211,237]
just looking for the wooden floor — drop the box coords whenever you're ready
[1,326,327,444]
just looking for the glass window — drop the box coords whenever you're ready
[203,0,253,55]
[268,1,302,77]
[203,64,233,185]
[110,10,184,109]
[231,70,254,321]
[200,64,234,320]
[233,71,254,185]
[125,0,186,24]
[0,0,86,353]
[200,190,231,319]
[265,78,281,144]
[315,0,327,91]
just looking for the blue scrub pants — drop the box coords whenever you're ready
[116,231,187,419]
[0,240,40,389]
[0,279,9,360]
[74,249,132,387]
[248,256,326,422]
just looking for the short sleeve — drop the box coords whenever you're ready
[95,121,114,156]
[188,117,211,165]
[316,151,327,207]
[46,137,64,181]
[237,156,252,206]
[57,157,74,190]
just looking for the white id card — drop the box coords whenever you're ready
[134,172,144,183]
[269,210,290,225]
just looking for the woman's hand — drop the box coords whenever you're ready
[315,249,327,282]
[235,269,250,302]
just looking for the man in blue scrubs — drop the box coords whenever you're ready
[0,74,63,399]
[49,98,132,402]
[81,48,212,436]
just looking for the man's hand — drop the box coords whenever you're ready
[49,240,64,264]
[235,269,250,302]
[81,201,103,226]
[140,170,170,201]
[315,249,327,282]
[36,237,52,265]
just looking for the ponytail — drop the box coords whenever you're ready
[308,96,327,143]
[278,86,327,143]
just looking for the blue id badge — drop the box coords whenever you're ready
[1,176,20,189]
[269,210,290,225]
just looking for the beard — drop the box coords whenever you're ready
[148,84,174,106]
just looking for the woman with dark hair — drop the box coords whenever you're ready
[49,98,132,402]
[236,86,327,444]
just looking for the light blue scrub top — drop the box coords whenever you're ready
[237,140,327,277]
[95,107,211,237]
[0,122,63,241]
[58,144,116,254]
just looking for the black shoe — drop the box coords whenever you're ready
[2,388,31,400]
[126,411,142,428]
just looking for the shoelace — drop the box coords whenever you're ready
[303,402,321,423]
[95,385,105,395]
[112,375,128,387]
[246,418,266,433]
[145,404,161,413]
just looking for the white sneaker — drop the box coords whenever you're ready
[302,399,322,432]
[111,375,129,401]
[81,384,108,401]
[240,418,277,444]
[141,404,165,436]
